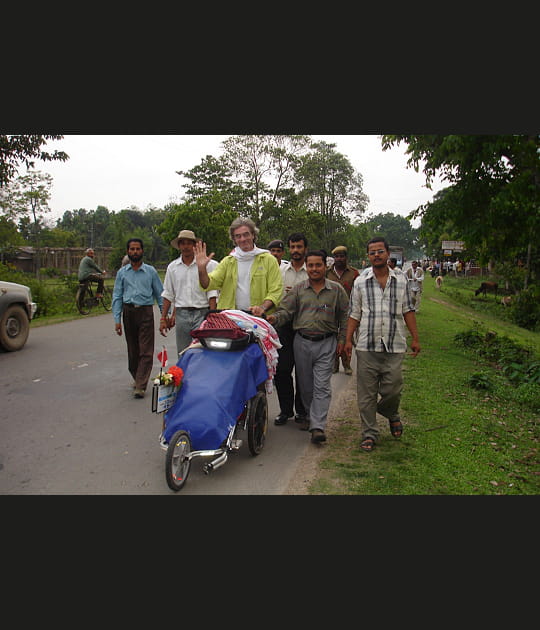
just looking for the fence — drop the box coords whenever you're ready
[3,247,113,275]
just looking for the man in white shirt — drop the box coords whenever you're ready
[406,260,424,312]
[160,229,219,356]
[273,233,309,427]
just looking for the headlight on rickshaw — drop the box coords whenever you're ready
[202,338,233,351]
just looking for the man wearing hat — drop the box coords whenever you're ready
[326,245,359,375]
[160,229,219,356]
[267,239,289,270]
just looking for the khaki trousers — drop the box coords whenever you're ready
[355,350,404,442]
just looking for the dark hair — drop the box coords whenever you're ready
[287,232,308,247]
[126,237,144,250]
[306,249,327,265]
[389,257,397,265]
[366,236,389,253]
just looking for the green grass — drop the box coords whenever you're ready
[30,269,167,327]
[308,277,540,495]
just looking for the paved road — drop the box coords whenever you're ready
[0,310,353,495]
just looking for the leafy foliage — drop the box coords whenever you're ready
[381,134,539,285]
[0,135,68,188]
[454,323,540,390]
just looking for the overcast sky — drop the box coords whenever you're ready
[37,135,446,226]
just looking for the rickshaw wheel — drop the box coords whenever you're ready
[165,430,192,491]
[247,391,267,456]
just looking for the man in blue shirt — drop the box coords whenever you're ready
[112,238,164,398]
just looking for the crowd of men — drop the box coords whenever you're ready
[94,220,420,451]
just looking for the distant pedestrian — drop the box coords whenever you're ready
[406,260,424,312]
[112,238,164,399]
[344,237,420,452]
[326,245,359,375]
[388,257,405,275]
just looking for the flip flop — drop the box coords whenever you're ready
[390,419,403,438]
[360,437,375,452]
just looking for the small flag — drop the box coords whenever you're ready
[157,346,168,367]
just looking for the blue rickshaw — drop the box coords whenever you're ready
[159,312,269,492]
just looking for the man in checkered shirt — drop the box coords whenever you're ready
[344,237,421,452]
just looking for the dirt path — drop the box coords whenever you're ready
[284,373,357,494]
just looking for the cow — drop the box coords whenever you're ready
[474,281,498,297]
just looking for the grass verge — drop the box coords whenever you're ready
[307,277,539,495]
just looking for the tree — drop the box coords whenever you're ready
[0,215,24,261]
[381,134,540,285]
[2,171,54,274]
[295,141,366,251]
[178,154,252,213]
[158,199,238,261]
[364,212,420,260]
[0,135,68,187]
[221,135,312,225]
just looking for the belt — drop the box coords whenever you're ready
[177,306,208,311]
[123,303,152,309]
[297,331,335,342]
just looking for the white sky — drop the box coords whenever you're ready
[37,135,446,227]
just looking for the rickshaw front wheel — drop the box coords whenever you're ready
[247,391,268,456]
[165,430,192,491]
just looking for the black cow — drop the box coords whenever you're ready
[475,281,498,297]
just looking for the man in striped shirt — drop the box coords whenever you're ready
[344,237,420,452]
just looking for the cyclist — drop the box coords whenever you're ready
[78,248,106,298]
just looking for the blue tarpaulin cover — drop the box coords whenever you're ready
[163,343,268,450]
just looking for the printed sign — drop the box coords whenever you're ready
[152,384,178,413]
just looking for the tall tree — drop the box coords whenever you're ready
[0,135,68,187]
[2,171,54,277]
[221,135,312,225]
[295,141,365,250]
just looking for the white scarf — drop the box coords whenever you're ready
[230,246,268,260]
[231,246,268,310]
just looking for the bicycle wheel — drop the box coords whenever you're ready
[76,284,92,315]
[101,286,112,311]
[247,391,268,455]
[165,430,192,491]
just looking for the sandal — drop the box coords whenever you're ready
[360,437,375,452]
[390,419,403,438]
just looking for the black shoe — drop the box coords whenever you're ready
[274,412,293,425]
[294,414,307,424]
[310,429,326,443]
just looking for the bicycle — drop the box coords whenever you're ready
[76,276,112,315]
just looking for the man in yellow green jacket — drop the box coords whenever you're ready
[194,217,283,317]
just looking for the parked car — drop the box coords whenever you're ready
[0,281,37,351]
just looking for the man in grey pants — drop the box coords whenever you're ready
[267,250,350,444]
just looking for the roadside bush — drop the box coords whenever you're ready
[455,323,540,413]
[509,286,540,331]
[0,263,78,318]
